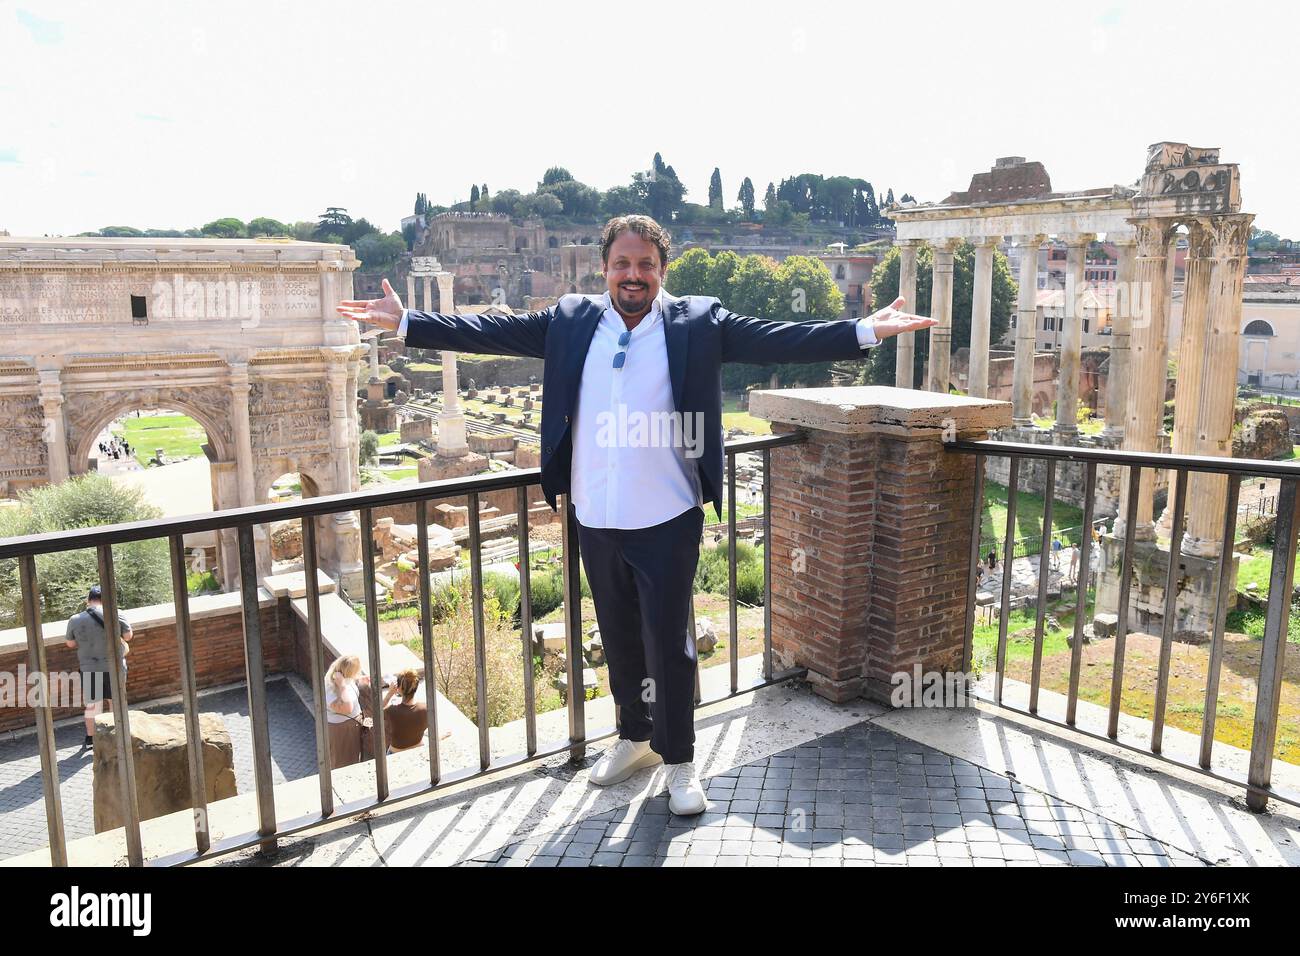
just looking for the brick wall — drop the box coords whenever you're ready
[753,386,1010,706]
[0,598,295,735]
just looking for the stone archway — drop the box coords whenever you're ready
[0,236,368,592]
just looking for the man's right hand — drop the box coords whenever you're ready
[336,277,404,332]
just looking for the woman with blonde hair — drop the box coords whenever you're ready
[325,654,365,768]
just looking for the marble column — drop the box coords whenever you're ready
[37,369,69,483]
[1055,233,1095,437]
[228,360,262,585]
[968,237,998,398]
[1012,235,1046,426]
[1102,237,1137,438]
[926,238,959,393]
[435,272,467,456]
[405,274,417,313]
[1184,214,1254,557]
[325,349,364,590]
[895,240,922,389]
[422,276,434,312]
[227,362,256,508]
[1115,218,1173,542]
[1157,221,1213,536]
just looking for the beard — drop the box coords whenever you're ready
[614,283,651,314]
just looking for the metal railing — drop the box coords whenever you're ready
[951,438,1299,813]
[0,432,805,867]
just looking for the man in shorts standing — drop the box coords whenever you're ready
[64,585,132,749]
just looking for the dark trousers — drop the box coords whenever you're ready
[574,504,704,765]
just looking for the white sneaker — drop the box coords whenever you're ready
[665,761,707,815]
[589,738,662,787]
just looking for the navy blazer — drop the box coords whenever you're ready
[401,291,871,520]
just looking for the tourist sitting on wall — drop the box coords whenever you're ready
[65,584,132,749]
[325,655,365,768]
[380,669,439,754]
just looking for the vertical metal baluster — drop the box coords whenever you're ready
[727,450,738,695]
[167,534,209,853]
[762,447,773,682]
[97,543,143,865]
[300,516,333,817]
[236,526,277,846]
[962,453,986,674]
[1030,460,1056,713]
[516,487,537,757]
[1247,477,1299,811]
[1151,468,1188,754]
[467,493,490,770]
[994,458,1020,704]
[560,495,586,760]
[415,499,441,784]
[19,555,66,866]
[690,601,702,705]
[1108,465,1142,739]
[358,507,388,799]
[1200,475,1241,769]
[1065,462,1097,725]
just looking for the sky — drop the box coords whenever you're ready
[1,0,1295,238]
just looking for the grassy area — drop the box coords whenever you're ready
[112,413,207,466]
[981,479,1087,552]
[1232,549,1300,598]
[975,593,1300,765]
[381,467,418,481]
[1030,414,1105,437]
[723,395,771,436]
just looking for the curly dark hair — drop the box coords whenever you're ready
[600,215,671,268]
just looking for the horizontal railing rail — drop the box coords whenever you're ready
[949,437,1298,814]
[4,430,806,867]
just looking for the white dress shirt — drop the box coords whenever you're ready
[396,293,879,529]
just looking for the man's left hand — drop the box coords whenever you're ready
[866,296,937,339]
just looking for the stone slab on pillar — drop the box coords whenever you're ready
[895,240,922,390]
[968,238,998,398]
[926,239,959,394]
[750,385,1012,704]
[1012,236,1046,426]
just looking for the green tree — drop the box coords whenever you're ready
[314,207,352,241]
[737,177,756,221]
[541,166,574,188]
[354,232,406,272]
[664,247,712,297]
[246,217,288,237]
[763,181,777,213]
[470,184,480,206]
[0,474,171,627]
[359,429,379,466]
[708,167,723,210]
[770,255,844,323]
[200,217,246,238]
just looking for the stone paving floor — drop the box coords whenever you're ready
[458,721,1207,868]
[0,677,317,860]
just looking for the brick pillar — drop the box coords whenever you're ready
[750,386,1011,705]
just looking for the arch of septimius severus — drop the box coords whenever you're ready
[0,237,366,592]
[891,142,1253,635]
